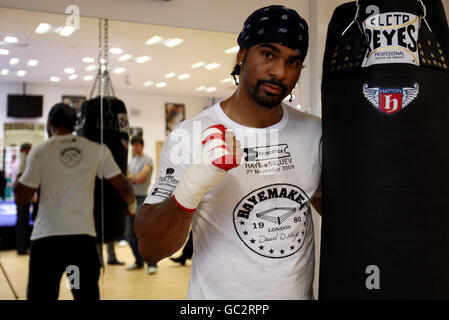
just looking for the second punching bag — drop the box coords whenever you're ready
[77,96,130,243]
[320,0,449,299]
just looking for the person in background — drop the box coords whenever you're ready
[14,103,135,300]
[126,135,156,274]
[14,143,32,255]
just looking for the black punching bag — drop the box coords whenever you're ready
[77,96,130,243]
[320,0,449,299]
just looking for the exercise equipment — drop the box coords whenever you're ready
[320,0,449,299]
[77,19,130,243]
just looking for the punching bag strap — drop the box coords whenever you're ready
[89,18,116,100]
[342,0,363,36]
[418,0,432,32]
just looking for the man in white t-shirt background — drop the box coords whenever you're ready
[14,103,135,300]
[135,5,322,300]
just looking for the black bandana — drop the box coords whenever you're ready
[237,5,309,61]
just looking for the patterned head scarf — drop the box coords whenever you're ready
[237,5,309,61]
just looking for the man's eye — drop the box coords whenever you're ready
[262,52,273,58]
[287,60,298,67]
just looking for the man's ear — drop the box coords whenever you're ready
[237,48,248,69]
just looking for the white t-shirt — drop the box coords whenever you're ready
[145,102,322,300]
[19,134,122,240]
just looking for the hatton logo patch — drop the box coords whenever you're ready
[363,83,419,115]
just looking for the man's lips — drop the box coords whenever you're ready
[261,83,283,95]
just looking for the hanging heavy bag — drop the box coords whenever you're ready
[77,96,130,243]
[320,0,449,299]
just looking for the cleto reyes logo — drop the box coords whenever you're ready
[363,12,419,67]
[363,83,419,115]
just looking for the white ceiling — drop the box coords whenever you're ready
[0,7,242,98]
[0,0,309,34]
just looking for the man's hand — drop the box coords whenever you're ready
[172,124,243,212]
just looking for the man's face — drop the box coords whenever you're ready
[132,142,143,156]
[239,43,303,109]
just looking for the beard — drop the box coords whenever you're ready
[251,79,288,109]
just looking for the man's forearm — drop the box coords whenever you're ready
[134,198,193,264]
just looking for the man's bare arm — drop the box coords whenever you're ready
[311,197,322,216]
[134,198,192,264]
[128,165,151,184]
[13,182,36,205]
[107,174,135,204]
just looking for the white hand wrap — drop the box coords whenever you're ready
[173,124,238,212]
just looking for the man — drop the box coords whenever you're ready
[14,103,135,300]
[14,143,32,255]
[126,135,156,274]
[135,5,322,299]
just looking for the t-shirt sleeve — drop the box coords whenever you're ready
[98,145,122,179]
[144,156,153,168]
[18,148,40,189]
[144,132,191,205]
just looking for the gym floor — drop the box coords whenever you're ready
[0,244,191,300]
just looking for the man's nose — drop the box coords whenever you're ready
[268,60,286,80]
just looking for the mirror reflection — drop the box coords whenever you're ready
[0,2,323,301]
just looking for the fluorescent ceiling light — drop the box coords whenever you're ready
[297,104,302,109]
[0,49,9,55]
[206,87,217,92]
[86,65,96,71]
[69,74,78,80]
[205,63,220,70]
[195,86,206,92]
[155,82,167,88]
[27,59,39,67]
[110,48,123,55]
[50,76,60,82]
[135,56,151,63]
[83,75,94,81]
[143,81,153,87]
[165,72,176,79]
[4,36,18,44]
[82,57,95,63]
[9,58,20,65]
[100,58,106,64]
[16,70,26,77]
[59,26,76,37]
[1,69,9,75]
[220,77,233,83]
[113,67,126,74]
[118,54,133,62]
[163,38,183,48]
[177,74,191,80]
[224,46,240,54]
[35,23,52,34]
[145,36,163,45]
[64,68,75,74]
[191,62,205,69]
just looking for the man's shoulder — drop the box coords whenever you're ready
[142,154,153,163]
[286,106,321,129]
